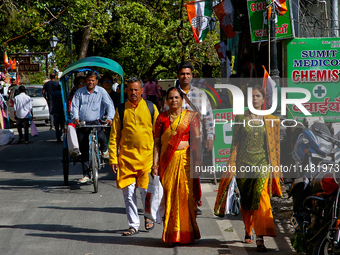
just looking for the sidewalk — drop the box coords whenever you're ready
[202,182,296,254]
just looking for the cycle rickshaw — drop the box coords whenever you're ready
[60,56,124,192]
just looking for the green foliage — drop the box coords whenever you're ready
[1,0,221,79]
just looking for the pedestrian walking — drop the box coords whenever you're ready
[164,61,215,215]
[51,85,64,142]
[14,86,32,144]
[42,73,59,130]
[143,76,158,105]
[101,73,120,109]
[152,87,201,244]
[214,85,282,252]
[109,77,159,236]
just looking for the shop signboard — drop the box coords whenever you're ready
[212,108,235,173]
[286,38,340,121]
[247,0,294,43]
[8,55,40,72]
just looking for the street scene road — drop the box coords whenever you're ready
[0,122,296,255]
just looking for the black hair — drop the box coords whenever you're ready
[166,87,184,100]
[73,76,86,89]
[18,85,25,93]
[251,84,265,98]
[86,71,99,80]
[176,61,194,74]
[101,73,113,81]
[50,73,56,79]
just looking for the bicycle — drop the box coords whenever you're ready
[78,121,109,193]
[62,121,109,193]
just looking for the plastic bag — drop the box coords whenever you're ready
[67,123,80,155]
[144,174,164,224]
[30,121,38,137]
[225,176,241,216]
[0,129,14,146]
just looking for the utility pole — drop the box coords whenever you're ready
[70,29,73,64]
[269,8,280,86]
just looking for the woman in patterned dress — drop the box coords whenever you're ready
[214,85,281,252]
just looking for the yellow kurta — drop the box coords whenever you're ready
[109,99,159,189]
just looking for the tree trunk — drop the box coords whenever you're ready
[78,11,96,60]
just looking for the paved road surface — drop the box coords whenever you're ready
[0,122,296,255]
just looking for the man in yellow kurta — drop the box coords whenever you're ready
[109,77,159,236]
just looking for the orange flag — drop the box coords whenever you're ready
[274,0,287,16]
[11,59,17,70]
[3,50,8,65]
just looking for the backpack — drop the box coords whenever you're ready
[117,100,155,130]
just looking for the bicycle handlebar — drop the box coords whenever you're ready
[77,120,110,128]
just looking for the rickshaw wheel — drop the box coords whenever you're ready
[63,148,69,185]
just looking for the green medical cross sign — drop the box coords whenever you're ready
[314,86,326,97]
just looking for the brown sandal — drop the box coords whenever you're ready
[122,227,139,236]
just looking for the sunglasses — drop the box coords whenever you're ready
[103,80,112,83]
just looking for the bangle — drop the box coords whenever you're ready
[151,165,159,170]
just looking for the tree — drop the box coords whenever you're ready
[1,0,221,80]
[96,0,220,79]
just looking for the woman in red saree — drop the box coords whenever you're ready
[152,87,201,244]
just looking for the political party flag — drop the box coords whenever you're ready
[185,0,214,43]
[274,0,287,16]
[3,50,8,65]
[7,59,13,71]
[214,41,227,60]
[262,65,281,110]
[213,0,237,39]
[11,59,17,70]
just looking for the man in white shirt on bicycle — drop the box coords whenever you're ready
[71,71,114,183]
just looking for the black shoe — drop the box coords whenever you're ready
[197,208,202,215]
[18,139,24,144]
[25,141,29,145]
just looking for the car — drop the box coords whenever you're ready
[7,84,50,126]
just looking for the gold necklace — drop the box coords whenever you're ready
[169,109,182,135]
[170,113,179,119]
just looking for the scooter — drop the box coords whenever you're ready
[289,121,340,254]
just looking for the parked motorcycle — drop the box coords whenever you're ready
[289,121,340,254]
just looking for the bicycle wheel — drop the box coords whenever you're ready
[91,137,99,193]
[62,148,69,185]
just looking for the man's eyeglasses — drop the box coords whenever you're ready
[79,82,85,85]
[103,80,112,83]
